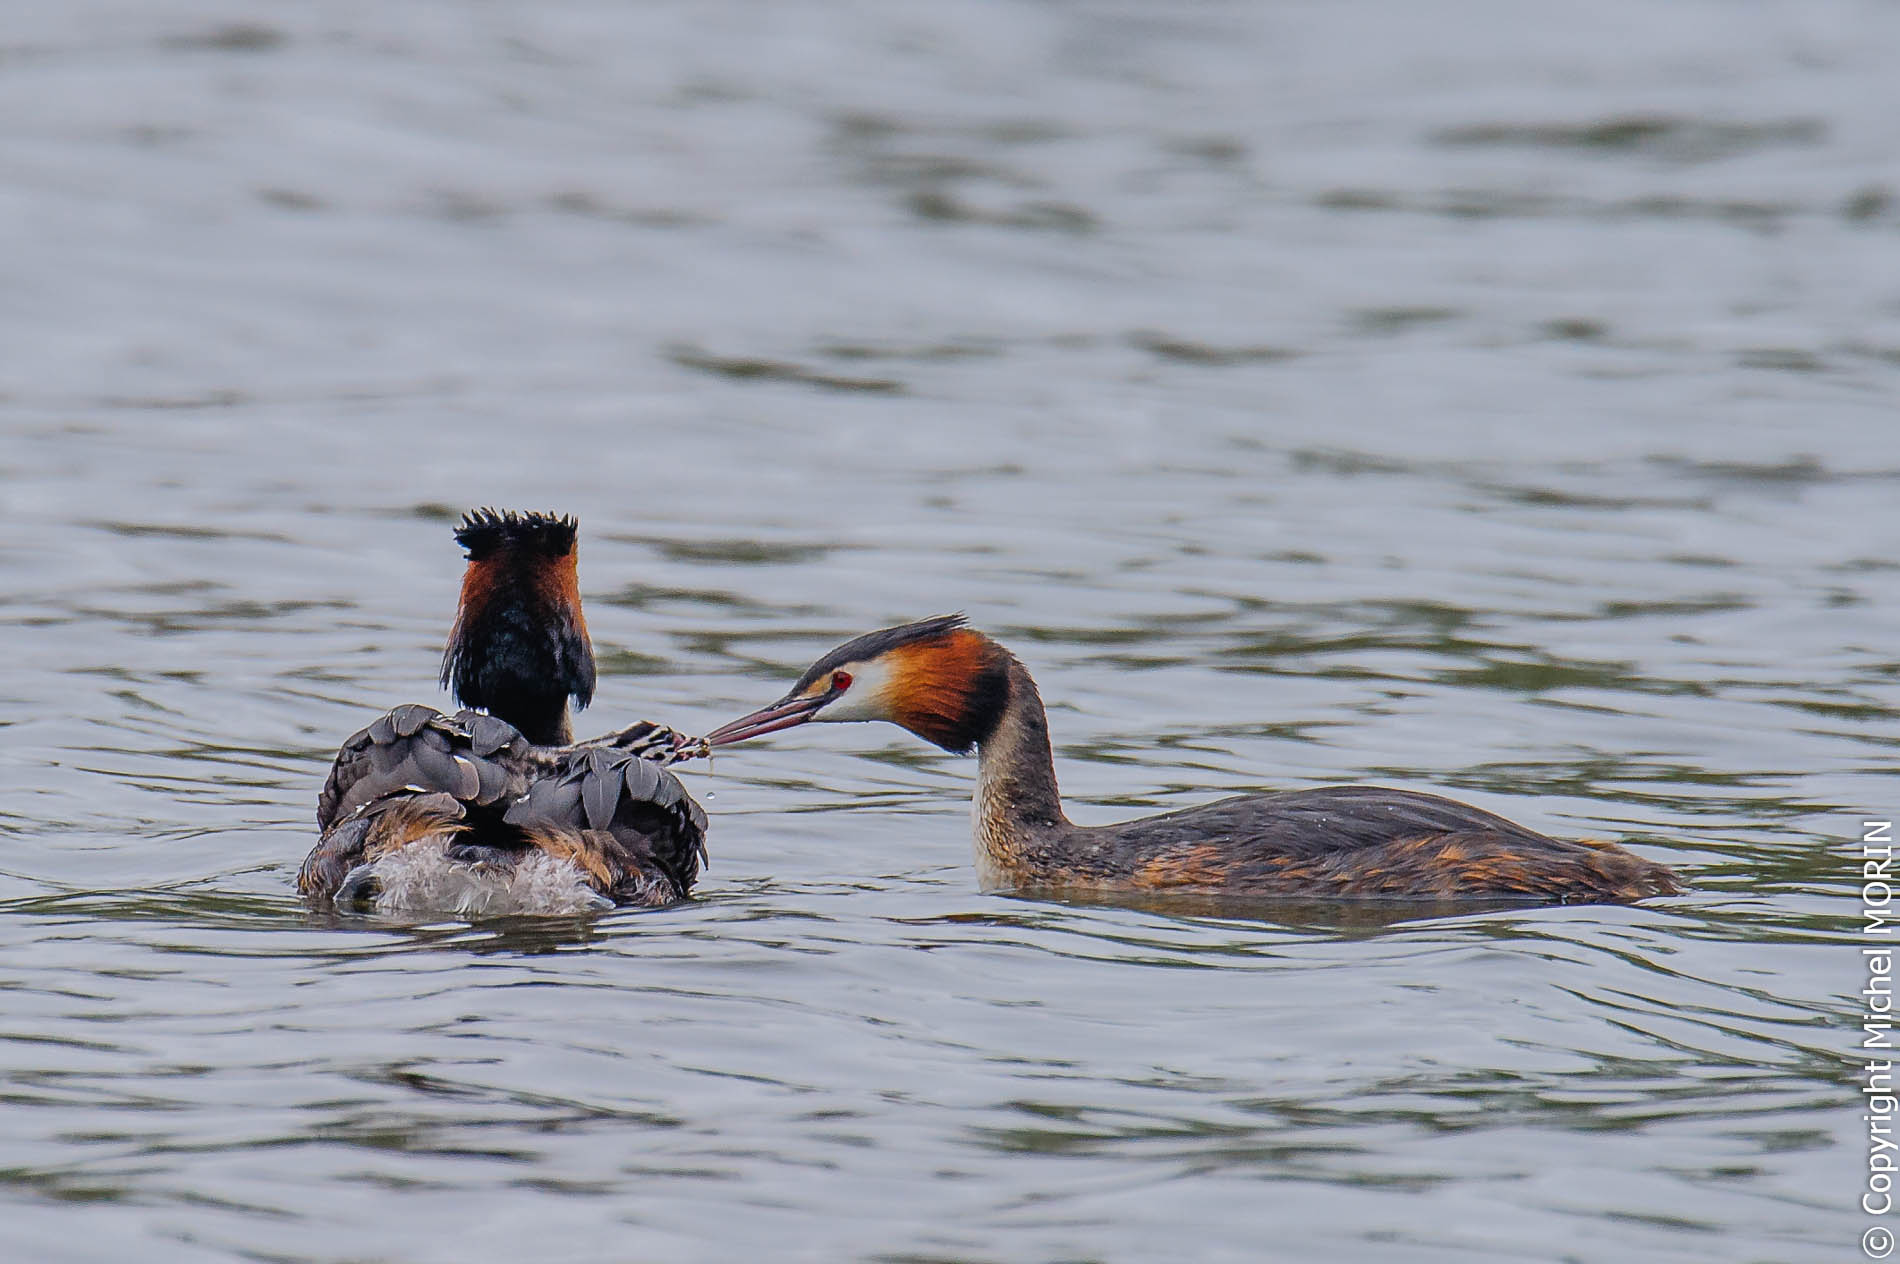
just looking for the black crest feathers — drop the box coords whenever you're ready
[452,508,578,561]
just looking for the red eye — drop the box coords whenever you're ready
[831,671,853,692]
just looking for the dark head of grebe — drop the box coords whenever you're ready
[439,508,595,746]
[704,615,1682,904]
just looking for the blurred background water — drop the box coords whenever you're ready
[3,2,1897,1260]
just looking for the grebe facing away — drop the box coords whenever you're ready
[300,510,708,916]
[706,616,1682,904]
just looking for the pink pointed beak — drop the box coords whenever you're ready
[704,693,827,747]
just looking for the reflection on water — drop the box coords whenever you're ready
[2,0,1894,1260]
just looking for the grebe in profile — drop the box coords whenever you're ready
[705,616,1682,904]
[301,509,708,916]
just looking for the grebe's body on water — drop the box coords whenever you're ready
[707,616,1681,904]
[301,510,707,916]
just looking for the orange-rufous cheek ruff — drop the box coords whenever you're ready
[441,517,598,738]
[535,546,588,644]
[886,630,1010,753]
[456,546,586,640]
[455,553,500,626]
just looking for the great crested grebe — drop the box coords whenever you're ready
[705,615,1683,903]
[300,509,709,916]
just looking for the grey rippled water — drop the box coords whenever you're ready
[2,2,1895,1261]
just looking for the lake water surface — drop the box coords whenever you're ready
[4,3,1897,1261]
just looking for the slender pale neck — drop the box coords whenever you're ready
[973,658,1068,834]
